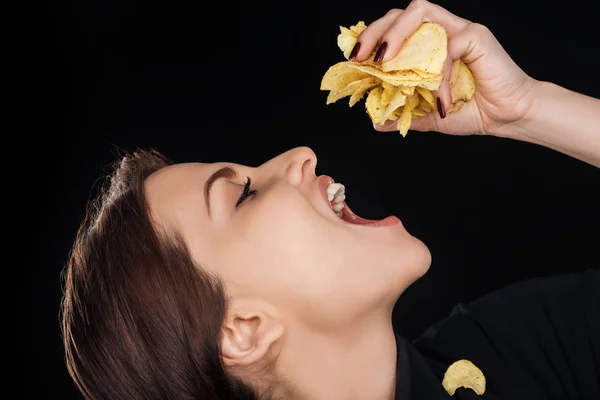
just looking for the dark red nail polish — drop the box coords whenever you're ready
[349,42,361,60]
[374,42,388,62]
[436,97,446,119]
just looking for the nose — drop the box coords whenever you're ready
[260,146,317,186]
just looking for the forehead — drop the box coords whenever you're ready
[144,162,210,230]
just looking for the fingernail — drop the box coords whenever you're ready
[349,42,361,60]
[436,97,446,119]
[374,42,388,62]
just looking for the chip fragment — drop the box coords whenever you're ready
[442,359,486,396]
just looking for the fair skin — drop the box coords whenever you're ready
[146,1,599,399]
[145,147,431,399]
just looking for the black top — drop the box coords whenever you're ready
[394,268,600,399]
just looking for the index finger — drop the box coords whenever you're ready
[380,0,471,62]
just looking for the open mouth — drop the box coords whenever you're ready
[319,175,399,227]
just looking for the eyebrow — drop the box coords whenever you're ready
[204,166,237,218]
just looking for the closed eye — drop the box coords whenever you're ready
[236,177,257,207]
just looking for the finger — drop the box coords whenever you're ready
[408,112,438,132]
[372,119,397,132]
[379,0,471,62]
[432,56,454,119]
[351,9,404,61]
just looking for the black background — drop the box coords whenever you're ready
[40,0,599,398]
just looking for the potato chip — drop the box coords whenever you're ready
[349,78,379,107]
[320,62,370,91]
[450,60,476,104]
[365,86,385,123]
[407,92,420,110]
[380,82,397,108]
[326,76,376,104]
[442,360,486,396]
[412,108,428,118]
[381,22,448,75]
[321,20,477,136]
[381,89,408,122]
[338,22,367,59]
[416,86,436,109]
[349,21,367,34]
[397,105,413,137]
[448,100,466,114]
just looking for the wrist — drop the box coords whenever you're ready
[493,78,548,140]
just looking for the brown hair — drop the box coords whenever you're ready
[61,149,258,400]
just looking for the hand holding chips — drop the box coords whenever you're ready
[320,21,476,136]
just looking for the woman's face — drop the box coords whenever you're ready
[145,147,430,332]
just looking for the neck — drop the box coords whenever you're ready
[277,311,397,400]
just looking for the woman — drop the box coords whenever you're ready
[61,1,600,399]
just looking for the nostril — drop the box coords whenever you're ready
[302,159,312,173]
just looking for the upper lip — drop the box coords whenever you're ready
[317,175,336,213]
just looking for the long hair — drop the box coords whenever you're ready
[61,149,258,399]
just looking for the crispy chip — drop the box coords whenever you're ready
[381,22,448,75]
[338,22,367,59]
[326,76,375,104]
[442,360,486,396]
[397,105,413,137]
[322,21,476,136]
[412,108,428,118]
[381,89,408,122]
[366,86,385,123]
[416,86,436,109]
[320,62,370,91]
[349,78,380,107]
[450,59,476,103]
[380,82,397,108]
[448,100,466,114]
[349,21,367,34]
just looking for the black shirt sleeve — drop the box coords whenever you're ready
[412,268,600,400]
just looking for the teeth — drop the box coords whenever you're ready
[326,182,346,217]
[327,183,344,201]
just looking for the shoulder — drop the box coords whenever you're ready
[412,269,600,400]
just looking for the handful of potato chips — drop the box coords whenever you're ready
[320,21,476,136]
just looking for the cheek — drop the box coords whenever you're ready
[221,198,336,295]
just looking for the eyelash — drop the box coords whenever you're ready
[235,177,257,207]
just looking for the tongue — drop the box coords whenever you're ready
[341,201,394,225]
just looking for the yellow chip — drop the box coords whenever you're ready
[326,76,375,104]
[448,100,466,114]
[400,85,415,97]
[320,62,370,91]
[349,78,380,107]
[321,20,476,135]
[337,22,368,59]
[407,92,420,110]
[397,105,413,137]
[381,89,408,122]
[412,108,428,118]
[416,86,436,109]
[365,86,384,123]
[381,22,448,75]
[380,82,397,108]
[450,59,476,104]
[348,62,444,90]
[442,360,486,396]
[349,21,367,34]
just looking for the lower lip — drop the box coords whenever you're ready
[340,201,400,227]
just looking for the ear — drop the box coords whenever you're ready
[221,300,285,368]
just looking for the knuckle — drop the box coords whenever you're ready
[470,22,491,35]
[386,8,403,17]
[411,0,429,9]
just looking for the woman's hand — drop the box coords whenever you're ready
[351,0,535,137]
